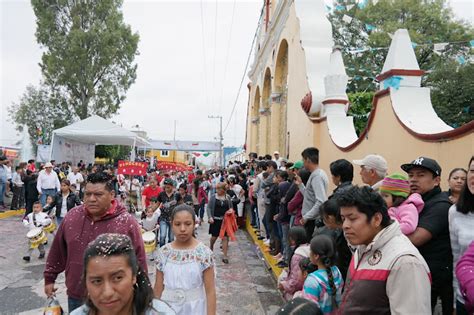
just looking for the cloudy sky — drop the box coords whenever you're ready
[1,0,472,149]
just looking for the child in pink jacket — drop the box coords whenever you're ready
[278,226,310,300]
[456,241,474,313]
[379,173,424,235]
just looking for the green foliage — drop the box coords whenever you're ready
[426,61,474,127]
[30,0,139,119]
[95,145,131,163]
[347,91,375,135]
[329,0,473,128]
[8,84,74,152]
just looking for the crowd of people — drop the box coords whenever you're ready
[0,149,472,315]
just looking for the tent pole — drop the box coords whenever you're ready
[131,138,136,161]
[49,132,55,162]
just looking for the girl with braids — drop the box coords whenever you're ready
[278,226,310,300]
[71,233,175,315]
[301,235,343,315]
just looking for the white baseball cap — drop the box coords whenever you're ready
[353,154,388,173]
[273,151,280,155]
[45,162,53,168]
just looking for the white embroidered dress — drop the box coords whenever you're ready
[156,242,215,315]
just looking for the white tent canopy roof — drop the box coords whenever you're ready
[53,115,149,146]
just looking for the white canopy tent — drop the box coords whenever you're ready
[50,115,150,165]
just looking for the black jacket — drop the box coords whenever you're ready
[46,192,81,218]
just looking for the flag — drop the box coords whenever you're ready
[358,0,368,9]
[342,15,353,23]
[335,4,345,11]
[434,43,448,51]
[456,56,466,65]
[118,160,149,176]
[365,24,376,32]
[383,76,403,90]
[346,4,355,10]
[470,40,474,48]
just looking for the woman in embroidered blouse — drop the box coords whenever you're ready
[154,204,216,315]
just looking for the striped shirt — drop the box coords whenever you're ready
[303,266,343,314]
[449,205,474,304]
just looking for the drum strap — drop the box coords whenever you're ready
[33,213,37,226]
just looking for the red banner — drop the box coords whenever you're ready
[117,160,148,176]
[156,161,193,172]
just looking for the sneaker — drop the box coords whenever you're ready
[277,261,288,268]
[38,253,45,259]
[23,256,30,262]
[263,239,270,246]
[272,253,283,260]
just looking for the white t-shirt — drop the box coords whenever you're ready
[60,197,68,217]
[232,184,245,203]
[67,172,84,186]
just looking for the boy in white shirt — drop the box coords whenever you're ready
[23,201,51,262]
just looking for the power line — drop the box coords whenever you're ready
[223,4,264,134]
[199,0,210,109]
[212,0,218,112]
[218,0,237,115]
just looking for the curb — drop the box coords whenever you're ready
[0,209,25,219]
[245,212,284,279]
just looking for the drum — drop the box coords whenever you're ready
[143,231,156,254]
[27,227,47,249]
[43,221,56,234]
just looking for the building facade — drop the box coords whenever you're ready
[245,0,473,189]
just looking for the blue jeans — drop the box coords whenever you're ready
[281,223,290,262]
[0,181,5,205]
[251,203,259,227]
[159,220,174,247]
[40,189,57,207]
[68,296,83,313]
[199,202,206,220]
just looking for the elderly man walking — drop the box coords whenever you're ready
[37,162,60,206]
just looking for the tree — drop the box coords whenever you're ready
[95,145,131,164]
[328,0,473,127]
[347,91,374,135]
[31,0,139,119]
[8,84,74,152]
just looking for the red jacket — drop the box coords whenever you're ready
[198,187,208,204]
[44,200,147,300]
[288,191,304,226]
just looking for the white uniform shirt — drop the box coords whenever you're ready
[36,170,60,192]
[23,212,52,230]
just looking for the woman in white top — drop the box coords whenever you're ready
[449,156,474,314]
[154,204,216,315]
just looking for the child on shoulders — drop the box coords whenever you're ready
[379,173,424,235]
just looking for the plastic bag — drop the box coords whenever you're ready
[43,297,64,315]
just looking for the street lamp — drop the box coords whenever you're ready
[208,115,223,167]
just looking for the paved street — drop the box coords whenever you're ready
[0,214,283,314]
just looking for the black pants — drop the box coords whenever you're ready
[25,198,36,216]
[304,219,316,243]
[11,186,24,210]
[430,265,453,315]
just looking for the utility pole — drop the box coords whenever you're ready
[208,115,223,167]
